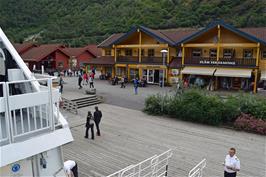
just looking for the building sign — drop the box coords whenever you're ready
[199,60,236,65]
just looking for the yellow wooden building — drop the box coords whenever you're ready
[91,21,266,92]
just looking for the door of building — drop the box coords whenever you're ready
[147,69,154,83]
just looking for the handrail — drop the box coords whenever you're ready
[188,158,206,177]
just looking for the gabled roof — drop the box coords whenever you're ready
[98,33,125,48]
[13,42,37,54]
[178,20,266,46]
[21,44,66,62]
[107,26,176,46]
[62,47,87,57]
[84,44,101,57]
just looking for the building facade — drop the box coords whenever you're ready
[96,21,266,92]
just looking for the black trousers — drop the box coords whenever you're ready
[85,124,94,139]
[95,121,100,135]
[224,171,237,177]
[90,83,94,88]
[71,163,78,177]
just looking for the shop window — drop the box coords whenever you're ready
[209,49,217,58]
[262,50,266,59]
[223,49,234,59]
[148,49,155,57]
[116,67,125,76]
[105,49,111,56]
[192,49,202,58]
[243,49,253,59]
[125,49,132,56]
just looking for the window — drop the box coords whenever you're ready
[209,49,217,58]
[141,49,145,56]
[117,49,121,56]
[223,49,233,59]
[243,49,253,59]
[148,49,155,57]
[192,49,202,58]
[105,49,111,56]
[58,62,64,68]
[262,50,266,59]
[125,49,132,56]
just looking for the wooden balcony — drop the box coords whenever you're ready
[184,57,256,67]
[141,56,163,64]
[116,56,163,64]
[117,56,139,63]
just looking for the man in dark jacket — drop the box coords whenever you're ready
[93,106,102,136]
[85,111,94,140]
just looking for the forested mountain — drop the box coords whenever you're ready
[1,0,266,46]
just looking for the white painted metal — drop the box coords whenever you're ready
[107,149,172,177]
[188,159,206,177]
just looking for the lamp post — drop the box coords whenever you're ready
[160,49,168,112]
[160,49,168,88]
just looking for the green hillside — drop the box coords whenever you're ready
[1,0,266,46]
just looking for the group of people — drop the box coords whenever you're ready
[84,106,102,139]
[78,72,95,89]
[64,147,240,177]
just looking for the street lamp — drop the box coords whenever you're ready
[160,49,168,113]
[160,49,168,89]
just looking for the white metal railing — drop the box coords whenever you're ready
[0,78,61,145]
[188,159,206,177]
[107,149,173,177]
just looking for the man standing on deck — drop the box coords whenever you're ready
[93,106,102,136]
[223,148,240,177]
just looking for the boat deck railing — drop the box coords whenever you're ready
[0,78,61,146]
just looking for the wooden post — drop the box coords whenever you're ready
[114,45,117,62]
[139,31,142,63]
[253,43,260,93]
[217,25,221,61]
[180,44,185,80]
[167,47,170,64]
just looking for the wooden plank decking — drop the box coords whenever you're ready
[62,104,265,177]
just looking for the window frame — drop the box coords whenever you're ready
[105,49,111,56]
[125,49,133,56]
[192,48,202,58]
[223,48,233,59]
[243,49,253,59]
[148,49,155,57]
[209,48,217,58]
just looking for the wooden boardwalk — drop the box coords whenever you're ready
[62,104,266,177]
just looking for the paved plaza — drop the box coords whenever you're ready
[62,104,265,177]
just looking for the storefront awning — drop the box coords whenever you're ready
[181,67,216,76]
[214,68,252,78]
[261,71,266,80]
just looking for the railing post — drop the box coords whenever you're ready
[48,79,55,130]
[4,82,14,143]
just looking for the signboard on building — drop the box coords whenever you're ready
[199,60,236,65]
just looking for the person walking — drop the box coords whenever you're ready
[83,73,88,85]
[133,77,139,95]
[78,75,83,89]
[223,147,240,177]
[84,111,94,140]
[93,106,102,136]
[89,76,94,88]
[64,160,78,177]
[59,75,64,93]
[121,76,126,88]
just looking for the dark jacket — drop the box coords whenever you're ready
[86,116,93,127]
[93,110,102,123]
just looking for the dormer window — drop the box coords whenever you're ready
[192,49,202,58]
